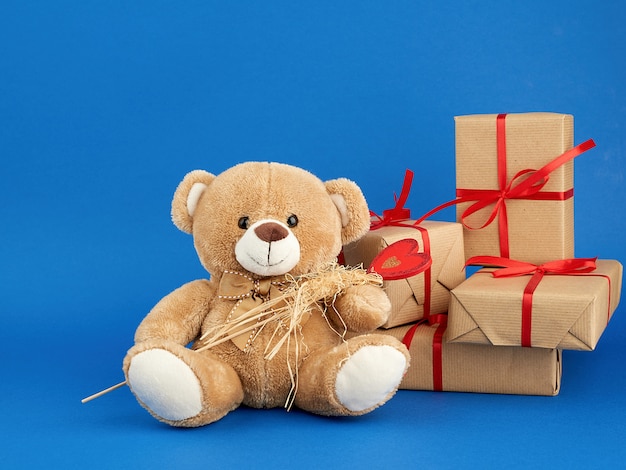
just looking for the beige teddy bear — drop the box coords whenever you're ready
[122,162,410,427]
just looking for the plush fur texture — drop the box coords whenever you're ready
[123,162,409,427]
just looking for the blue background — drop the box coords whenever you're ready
[2,1,625,468]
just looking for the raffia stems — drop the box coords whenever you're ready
[81,262,383,407]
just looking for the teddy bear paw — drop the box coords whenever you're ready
[127,348,204,422]
[334,285,392,331]
[334,344,407,413]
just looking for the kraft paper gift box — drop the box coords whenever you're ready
[342,220,466,328]
[455,112,594,264]
[381,322,561,396]
[447,259,622,350]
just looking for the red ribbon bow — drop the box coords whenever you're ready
[370,169,414,229]
[466,255,598,347]
[369,169,433,319]
[416,114,596,258]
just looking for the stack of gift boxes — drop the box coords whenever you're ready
[343,112,623,396]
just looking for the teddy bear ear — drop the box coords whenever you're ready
[171,170,216,234]
[325,178,371,245]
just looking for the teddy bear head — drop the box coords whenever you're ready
[170,162,371,278]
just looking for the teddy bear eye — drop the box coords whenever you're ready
[286,214,298,227]
[238,216,250,229]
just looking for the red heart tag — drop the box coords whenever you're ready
[368,238,432,280]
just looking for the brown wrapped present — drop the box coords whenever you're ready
[343,220,466,328]
[448,259,622,350]
[381,321,561,396]
[455,112,594,264]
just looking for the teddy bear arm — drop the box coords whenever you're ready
[134,279,216,345]
[329,284,392,333]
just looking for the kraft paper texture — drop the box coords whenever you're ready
[448,259,622,350]
[382,323,562,396]
[455,112,574,264]
[343,220,466,328]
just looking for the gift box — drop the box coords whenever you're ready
[381,321,562,396]
[447,259,622,350]
[342,220,466,328]
[455,113,594,264]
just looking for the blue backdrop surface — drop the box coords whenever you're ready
[1,1,625,468]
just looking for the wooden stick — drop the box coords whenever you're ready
[81,381,127,404]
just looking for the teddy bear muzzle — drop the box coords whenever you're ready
[235,219,301,276]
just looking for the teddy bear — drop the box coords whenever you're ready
[122,161,410,427]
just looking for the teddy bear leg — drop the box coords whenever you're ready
[123,339,244,427]
[294,333,409,416]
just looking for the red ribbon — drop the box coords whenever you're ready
[415,114,596,258]
[370,169,433,319]
[370,169,414,229]
[413,226,431,318]
[467,256,598,347]
[402,313,448,391]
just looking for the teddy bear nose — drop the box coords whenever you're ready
[254,222,289,243]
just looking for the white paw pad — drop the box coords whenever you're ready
[127,348,203,422]
[335,345,406,412]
